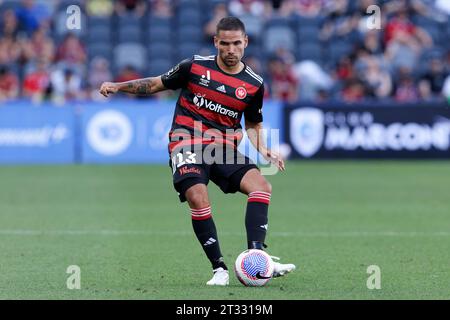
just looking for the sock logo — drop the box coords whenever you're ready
[260,224,268,230]
[203,237,217,246]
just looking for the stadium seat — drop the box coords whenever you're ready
[0,0,21,12]
[177,25,203,43]
[239,14,263,42]
[298,43,323,63]
[117,14,142,29]
[148,25,172,42]
[297,16,323,28]
[264,26,297,54]
[148,58,173,76]
[148,16,171,29]
[88,16,111,29]
[297,26,321,42]
[118,25,142,43]
[114,43,147,72]
[177,11,202,28]
[87,26,111,43]
[148,42,173,60]
[88,42,113,61]
[177,43,202,61]
[178,0,201,9]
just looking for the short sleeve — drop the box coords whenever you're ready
[244,84,264,123]
[161,58,192,90]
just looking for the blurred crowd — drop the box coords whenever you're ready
[0,0,449,105]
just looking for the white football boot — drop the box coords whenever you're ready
[206,267,229,286]
[270,256,296,278]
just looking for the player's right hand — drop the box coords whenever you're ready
[99,82,119,97]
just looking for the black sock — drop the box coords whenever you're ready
[246,191,271,249]
[191,206,228,270]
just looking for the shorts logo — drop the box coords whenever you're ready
[179,166,201,175]
[235,87,247,100]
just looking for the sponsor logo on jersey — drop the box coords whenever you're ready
[193,93,238,119]
[199,70,211,87]
[235,86,247,99]
[179,166,201,175]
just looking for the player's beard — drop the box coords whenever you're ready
[222,54,240,67]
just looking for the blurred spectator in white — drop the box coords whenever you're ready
[87,0,114,17]
[150,0,173,18]
[293,60,334,100]
[267,55,299,102]
[22,26,55,64]
[88,57,113,101]
[50,67,83,105]
[115,0,147,18]
[442,74,450,103]
[204,3,228,40]
[22,59,50,103]
[0,65,19,102]
[411,0,449,22]
[55,33,86,71]
[1,9,19,37]
[394,68,420,102]
[418,58,448,99]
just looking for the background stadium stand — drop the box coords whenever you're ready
[0,0,449,104]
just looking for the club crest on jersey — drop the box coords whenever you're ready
[235,86,247,100]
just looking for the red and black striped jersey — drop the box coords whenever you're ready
[161,55,264,153]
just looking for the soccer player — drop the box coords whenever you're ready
[100,17,295,286]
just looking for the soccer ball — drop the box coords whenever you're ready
[234,249,274,287]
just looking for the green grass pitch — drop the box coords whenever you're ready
[0,161,449,299]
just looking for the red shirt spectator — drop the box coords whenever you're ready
[23,62,50,97]
[384,11,416,45]
[0,65,19,101]
[115,65,142,83]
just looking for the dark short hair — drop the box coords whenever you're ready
[216,17,246,35]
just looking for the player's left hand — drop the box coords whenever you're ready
[263,149,285,172]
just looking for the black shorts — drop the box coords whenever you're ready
[168,144,258,202]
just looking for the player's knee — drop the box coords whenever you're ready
[186,191,210,209]
[261,180,272,194]
[255,179,272,194]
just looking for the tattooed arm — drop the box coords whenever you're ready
[99,76,166,97]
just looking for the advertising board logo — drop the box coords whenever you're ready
[290,108,324,157]
[87,110,133,156]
